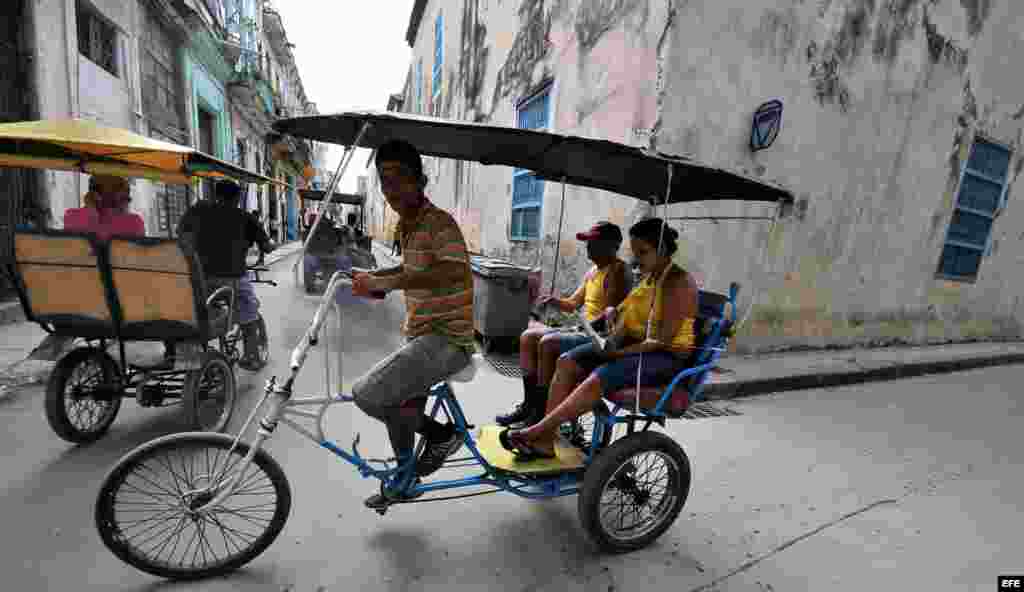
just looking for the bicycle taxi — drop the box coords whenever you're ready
[299,188,377,294]
[0,119,277,443]
[93,110,792,579]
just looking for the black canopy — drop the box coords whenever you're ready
[274,110,792,206]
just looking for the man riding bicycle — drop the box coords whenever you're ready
[176,180,275,370]
[350,139,474,508]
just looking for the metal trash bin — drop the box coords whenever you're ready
[469,255,535,351]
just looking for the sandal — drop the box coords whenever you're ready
[499,428,556,461]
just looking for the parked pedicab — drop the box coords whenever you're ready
[0,119,277,443]
[93,110,792,579]
[299,189,377,294]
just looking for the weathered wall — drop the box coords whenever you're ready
[31,0,80,220]
[656,0,1024,352]
[405,0,672,295]
[397,0,1024,353]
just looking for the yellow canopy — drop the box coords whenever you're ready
[0,119,278,186]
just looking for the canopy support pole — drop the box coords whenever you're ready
[548,177,568,298]
[293,121,372,277]
[735,200,784,331]
[634,163,674,415]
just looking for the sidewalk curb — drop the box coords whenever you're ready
[703,352,1024,400]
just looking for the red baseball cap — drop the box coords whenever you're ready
[576,221,623,243]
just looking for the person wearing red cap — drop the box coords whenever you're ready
[496,221,630,428]
[500,218,698,460]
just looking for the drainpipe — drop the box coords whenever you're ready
[64,0,81,212]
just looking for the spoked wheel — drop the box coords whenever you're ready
[45,347,123,444]
[578,431,690,553]
[561,402,613,451]
[95,432,291,580]
[237,315,270,372]
[183,351,236,432]
[252,316,270,369]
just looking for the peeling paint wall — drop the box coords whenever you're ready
[402,0,671,296]
[660,0,1024,353]
[397,0,1024,353]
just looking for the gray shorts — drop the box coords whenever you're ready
[352,334,471,413]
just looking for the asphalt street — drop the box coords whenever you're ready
[0,254,1021,591]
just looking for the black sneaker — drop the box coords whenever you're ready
[416,429,464,477]
[495,402,532,426]
[364,478,423,509]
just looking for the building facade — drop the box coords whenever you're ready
[367,0,1024,353]
[6,0,320,253]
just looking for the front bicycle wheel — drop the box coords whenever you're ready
[95,432,291,580]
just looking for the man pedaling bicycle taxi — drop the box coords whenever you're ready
[349,139,474,508]
[175,180,275,370]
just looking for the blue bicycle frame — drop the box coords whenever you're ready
[200,270,738,511]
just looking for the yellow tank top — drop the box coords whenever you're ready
[582,259,624,322]
[616,263,694,354]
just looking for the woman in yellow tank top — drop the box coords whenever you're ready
[497,222,629,428]
[501,218,698,459]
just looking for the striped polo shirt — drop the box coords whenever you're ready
[400,198,475,351]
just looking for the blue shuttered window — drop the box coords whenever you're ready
[511,86,551,240]
[938,138,1012,281]
[433,13,443,112]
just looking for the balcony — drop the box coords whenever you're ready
[228,49,274,118]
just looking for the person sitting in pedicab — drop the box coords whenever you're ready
[499,218,698,459]
[496,221,629,428]
[349,139,473,507]
[64,175,145,240]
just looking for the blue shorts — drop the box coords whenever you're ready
[561,341,688,394]
[208,274,260,325]
[557,332,592,354]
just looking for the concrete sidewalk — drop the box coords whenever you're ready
[701,340,1024,400]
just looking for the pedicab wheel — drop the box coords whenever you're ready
[578,431,690,553]
[247,315,270,371]
[95,432,291,580]
[184,351,236,432]
[45,346,123,444]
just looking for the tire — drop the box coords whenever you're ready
[95,432,291,580]
[45,346,123,444]
[578,431,691,553]
[238,315,270,372]
[253,315,270,369]
[184,351,237,432]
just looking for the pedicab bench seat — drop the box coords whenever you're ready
[603,290,732,417]
[9,231,117,339]
[106,236,230,342]
[7,230,230,344]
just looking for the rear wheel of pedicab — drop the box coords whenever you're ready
[95,432,291,580]
[578,431,690,553]
[184,351,236,432]
[45,346,123,444]
[251,315,270,370]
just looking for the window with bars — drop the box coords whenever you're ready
[77,2,119,77]
[937,138,1013,281]
[150,128,192,238]
[141,13,181,128]
[432,12,443,113]
[511,84,551,241]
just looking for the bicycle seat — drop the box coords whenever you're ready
[448,353,482,383]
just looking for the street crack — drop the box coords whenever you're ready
[685,498,900,592]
